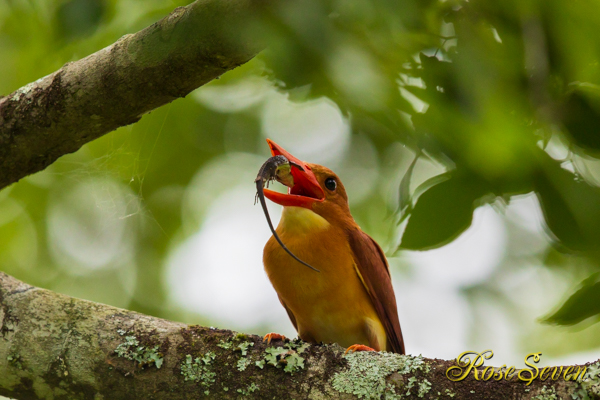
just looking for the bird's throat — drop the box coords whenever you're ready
[279,206,330,234]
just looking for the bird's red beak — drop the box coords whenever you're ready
[263,139,325,209]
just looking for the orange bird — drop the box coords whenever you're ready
[261,139,405,354]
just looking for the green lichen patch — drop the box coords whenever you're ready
[574,361,600,399]
[180,352,217,390]
[288,340,311,354]
[237,341,254,356]
[331,352,431,399]
[237,357,251,371]
[264,347,305,373]
[282,352,305,374]
[531,385,558,400]
[264,346,291,366]
[6,353,22,370]
[216,339,233,350]
[237,382,259,396]
[217,335,254,355]
[216,335,255,372]
[177,326,267,395]
[114,330,163,369]
[406,376,431,398]
[418,379,431,397]
[260,339,310,374]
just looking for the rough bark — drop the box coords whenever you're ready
[0,0,268,191]
[0,272,599,400]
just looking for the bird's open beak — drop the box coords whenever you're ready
[264,139,325,209]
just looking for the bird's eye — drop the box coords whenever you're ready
[325,177,337,191]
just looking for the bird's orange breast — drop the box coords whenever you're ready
[263,206,387,350]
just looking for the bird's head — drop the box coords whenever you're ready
[263,139,354,227]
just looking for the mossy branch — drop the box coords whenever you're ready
[0,0,268,191]
[0,272,599,400]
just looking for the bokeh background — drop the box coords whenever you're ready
[2,0,600,382]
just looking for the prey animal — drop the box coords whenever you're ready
[255,155,320,272]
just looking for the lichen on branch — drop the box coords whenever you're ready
[1,272,599,399]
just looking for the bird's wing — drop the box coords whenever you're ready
[347,228,405,354]
[278,294,298,331]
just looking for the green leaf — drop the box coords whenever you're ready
[563,88,600,153]
[534,154,600,251]
[399,172,487,250]
[534,175,586,251]
[418,53,456,100]
[544,273,600,325]
[396,152,420,222]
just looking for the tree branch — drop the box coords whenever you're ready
[0,272,598,399]
[0,0,268,191]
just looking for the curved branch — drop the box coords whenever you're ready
[0,272,598,399]
[0,0,268,190]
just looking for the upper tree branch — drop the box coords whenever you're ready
[0,272,598,399]
[0,0,268,190]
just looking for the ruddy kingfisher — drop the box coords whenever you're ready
[261,139,405,354]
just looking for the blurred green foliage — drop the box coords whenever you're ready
[2,0,600,362]
[257,0,600,327]
[261,0,600,250]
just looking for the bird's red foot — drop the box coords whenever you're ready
[263,332,287,344]
[345,344,376,354]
